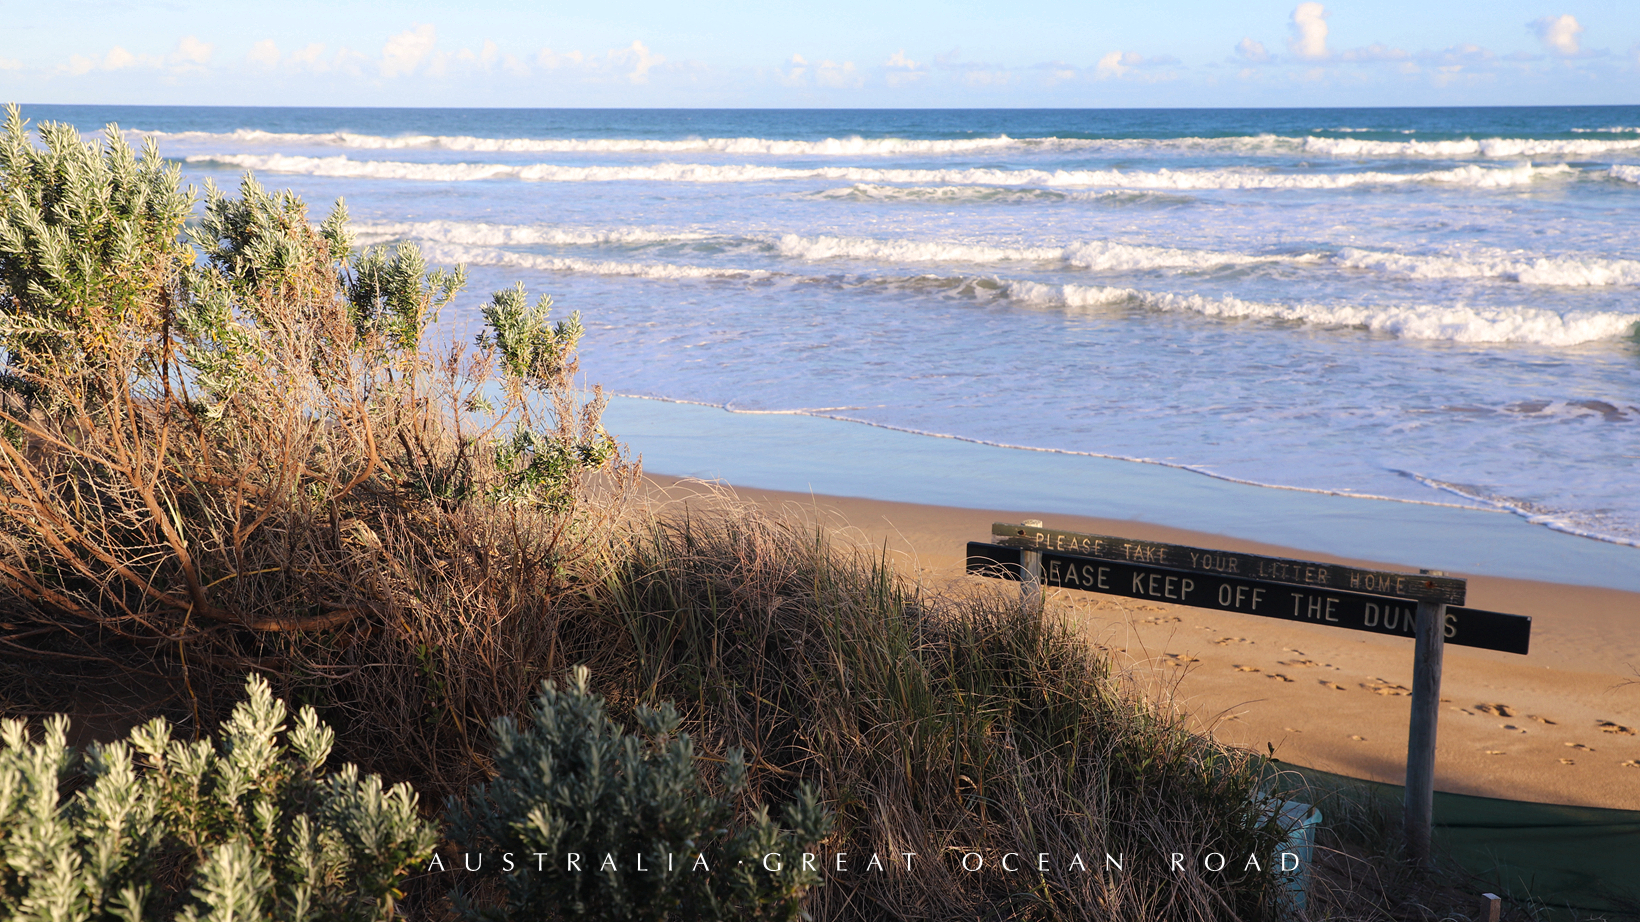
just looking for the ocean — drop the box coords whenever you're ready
[25,105,1640,577]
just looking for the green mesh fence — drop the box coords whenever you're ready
[1267,761,1640,916]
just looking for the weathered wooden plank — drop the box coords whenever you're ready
[965,542,1528,654]
[1404,598,1446,866]
[992,522,1467,605]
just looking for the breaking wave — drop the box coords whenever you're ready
[190,153,1581,190]
[150,127,1640,160]
[410,243,772,281]
[1336,248,1640,287]
[351,220,714,248]
[1298,135,1640,158]
[363,219,1640,288]
[1005,282,1640,344]
[410,238,1640,345]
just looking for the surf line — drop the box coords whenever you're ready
[613,393,1510,514]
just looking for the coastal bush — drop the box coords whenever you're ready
[0,106,633,791]
[447,665,832,922]
[0,674,437,922]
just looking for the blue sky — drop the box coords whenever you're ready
[2,0,1635,107]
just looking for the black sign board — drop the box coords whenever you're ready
[967,542,1529,655]
[992,523,1467,605]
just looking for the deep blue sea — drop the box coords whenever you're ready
[25,105,1640,554]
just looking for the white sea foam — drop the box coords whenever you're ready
[149,128,1047,156]
[362,218,1640,289]
[1610,165,1640,184]
[1400,472,1640,547]
[411,242,772,281]
[811,184,1192,205]
[774,233,1303,271]
[190,153,1579,191]
[1301,135,1640,158]
[418,237,1640,344]
[1004,281,1640,344]
[1336,248,1640,287]
[351,220,713,248]
[149,127,1640,160]
[365,218,1312,273]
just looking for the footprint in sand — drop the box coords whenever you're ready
[1350,735,1366,741]
[1214,637,1252,645]
[1475,703,1515,717]
[1485,750,1507,756]
[1597,721,1636,735]
[1267,674,1294,683]
[1559,758,1577,765]
[1233,665,1261,673]
[1500,724,1526,733]
[1527,715,1557,725]
[1141,615,1180,624]
[1621,760,1640,769]
[1161,653,1199,665]
[1277,659,1319,668]
[1565,742,1596,752]
[1320,681,1347,691]
[1361,678,1411,696]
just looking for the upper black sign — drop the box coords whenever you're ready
[966,542,1529,655]
[992,523,1466,606]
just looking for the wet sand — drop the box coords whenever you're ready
[644,475,1640,810]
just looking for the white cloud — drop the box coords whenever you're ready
[1530,14,1583,56]
[248,39,279,69]
[1236,37,1270,63]
[169,35,212,69]
[0,56,19,71]
[774,54,809,86]
[1288,3,1329,59]
[1096,51,1141,78]
[884,49,927,85]
[462,40,501,70]
[104,47,141,70]
[1092,51,1177,80]
[291,43,329,71]
[815,59,859,88]
[610,40,662,83]
[886,50,918,70]
[381,23,436,78]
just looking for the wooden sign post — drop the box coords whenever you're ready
[967,522,1533,867]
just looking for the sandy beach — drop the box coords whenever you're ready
[645,475,1640,811]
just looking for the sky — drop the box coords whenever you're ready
[1,0,1636,108]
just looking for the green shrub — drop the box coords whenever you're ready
[0,675,438,922]
[448,666,833,922]
[0,105,634,794]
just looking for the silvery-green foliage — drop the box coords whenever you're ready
[449,666,833,922]
[0,104,191,371]
[0,676,437,922]
[346,240,465,354]
[187,175,340,303]
[476,282,583,386]
[489,427,617,511]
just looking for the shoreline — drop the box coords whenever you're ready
[642,474,1640,810]
[604,396,1640,593]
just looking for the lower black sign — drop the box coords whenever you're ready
[966,542,1530,655]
